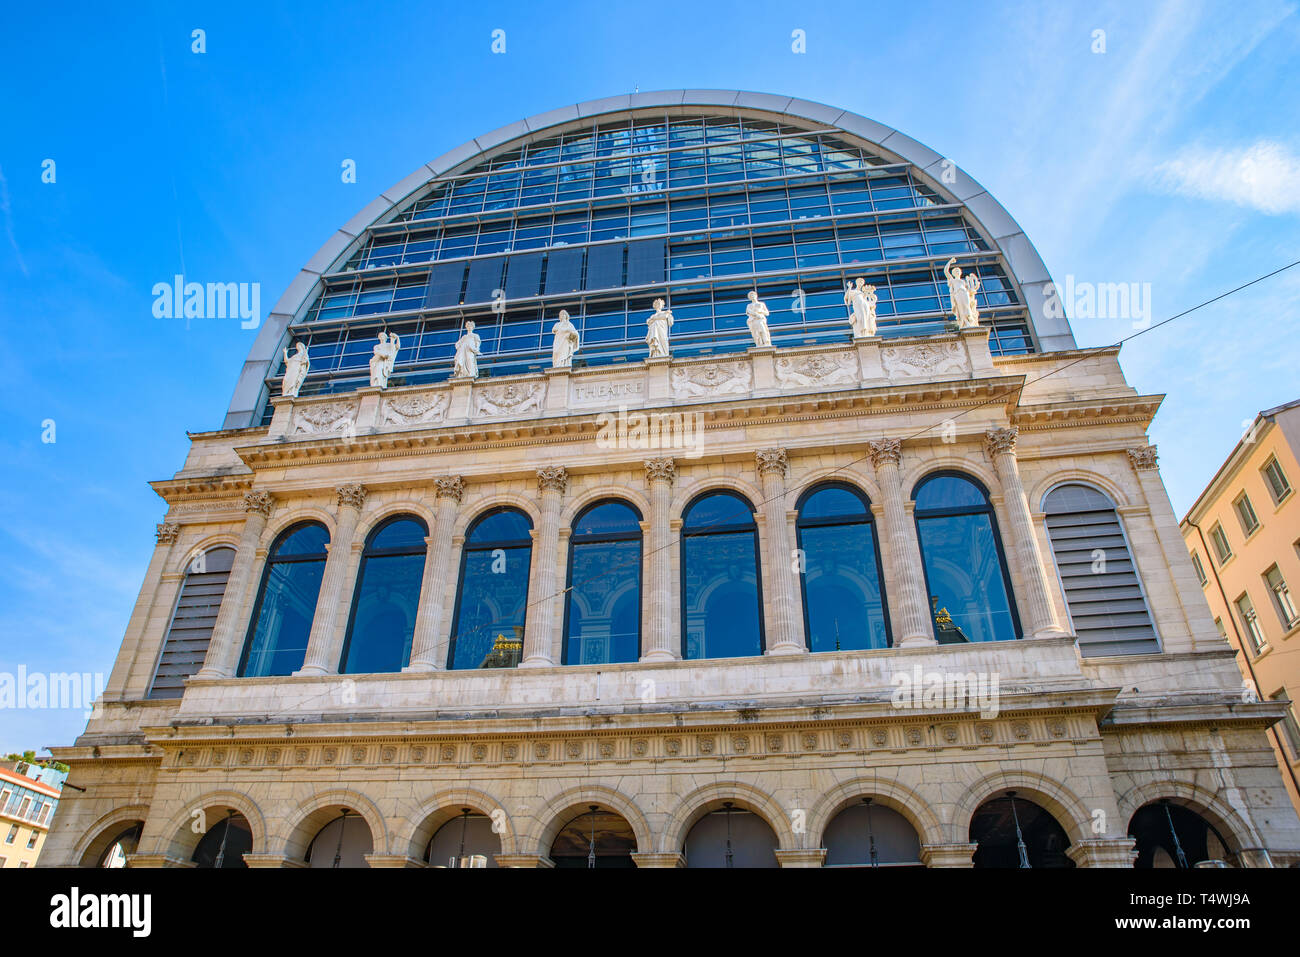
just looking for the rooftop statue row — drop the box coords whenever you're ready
[278,267,982,397]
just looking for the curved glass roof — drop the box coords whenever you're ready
[230,92,1072,428]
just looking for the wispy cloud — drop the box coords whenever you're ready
[1152,140,1300,214]
[0,165,29,276]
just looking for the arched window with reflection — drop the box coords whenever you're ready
[564,501,642,665]
[681,491,764,659]
[448,507,533,670]
[796,483,890,651]
[912,473,1020,643]
[239,522,329,677]
[339,515,429,674]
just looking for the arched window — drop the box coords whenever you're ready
[339,515,429,674]
[1043,483,1159,656]
[564,501,642,665]
[795,483,890,651]
[239,522,329,677]
[681,491,763,659]
[912,473,1019,643]
[448,507,533,670]
[150,546,235,698]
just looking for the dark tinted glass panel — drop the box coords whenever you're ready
[368,517,428,551]
[544,247,584,294]
[801,521,888,652]
[682,491,754,530]
[275,524,330,556]
[464,257,505,304]
[505,252,544,299]
[423,261,467,308]
[585,243,624,291]
[683,529,762,659]
[341,549,424,674]
[466,508,532,544]
[799,485,868,520]
[573,501,641,537]
[626,238,666,286]
[916,512,1017,642]
[914,475,987,512]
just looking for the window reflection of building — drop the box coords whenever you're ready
[239,523,329,677]
[795,482,890,651]
[681,492,764,659]
[912,473,1019,643]
[449,508,533,670]
[340,516,428,673]
[564,501,643,665]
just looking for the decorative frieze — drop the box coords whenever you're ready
[774,351,857,388]
[474,381,543,417]
[670,360,752,398]
[881,340,966,377]
[380,391,447,427]
[291,400,358,436]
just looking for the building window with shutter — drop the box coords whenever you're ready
[149,546,235,699]
[1234,493,1260,536]
[1262,456,1292,504]
[1190,550,1207,587]
[1235,592,1267,654]
[1210,523,1233,565]
[1264,565,1299,629]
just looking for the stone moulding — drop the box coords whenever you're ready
[291,399,359,436]
[669,359,752,398]
[381,391,448,427]
[881,340,967,378]
[774,351,857,388]
[474,381,544,417]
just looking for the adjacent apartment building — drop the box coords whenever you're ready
[39,91,1300,868]
[1181,399,1300,824]
[1,762,63,868]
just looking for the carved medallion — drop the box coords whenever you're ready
[881,340,966,377]
[381,391,447,427]
[670,360,752,398]
[291,400,358,436]
[774,351,857,388]
[474,381,543,417]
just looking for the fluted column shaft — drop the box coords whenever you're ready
[297,484,367,675]
[985,428,1065,638]
[641,458,677,661]
[757,449,805,654]
[521,467,567,667]
[406,477,465,671]
[869,440,935,646]
[196,492,275,679]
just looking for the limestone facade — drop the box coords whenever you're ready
[43,329,1300,867]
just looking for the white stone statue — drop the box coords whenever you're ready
[745,291,772,348]
[843,278,878,338]
[369,331,400,389]
[452,321,482,379]
[550,309,580,369]
[944,258,982,328]
[281,341,310,398]
[645,298,673,359]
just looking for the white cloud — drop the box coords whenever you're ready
[1153,140,1300,214]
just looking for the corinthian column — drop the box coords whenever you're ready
[984,428,1065,639]
[521,466,567,667]
[405,476,466,672]
[296,483,367,675]
[869,439,935,646]
[195,490,275,679]
[641,458,677,661]
[756,449,805,654]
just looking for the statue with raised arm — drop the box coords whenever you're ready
[843,278,878,338]
[550,309,580,369]
[281,341,310,398]
[369,330,401,389]
[745,290,772,348]
[645,298,673,359]
[944,257,980,328]
[453,321,481,379]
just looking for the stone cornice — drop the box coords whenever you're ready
[149,474,254,504]
[1010,394,1164,432]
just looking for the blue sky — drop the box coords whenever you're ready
[1,0,1297,753]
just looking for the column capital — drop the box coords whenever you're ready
[1065,838,1138,868]
[243,489,275,517]
[537,465,569,495]
[867,437,902,469]
[983,426,1019,458]
[631,852,686,868]
[493,854,555,868]
[1126,445,1159,471]
[774,848,827,868]
[644,457,676,486]
[336,483,367,510]
[433,474,466,503]
[755,447,788,478]
[919,842,978,868]
[155,522,181,545]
